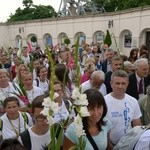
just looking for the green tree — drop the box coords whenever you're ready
[8,0,57,22]
[31,35,37,43]
[104,30,112,47]
[92,0,150,12]
[64,37,71,47]
[23,0,33,8]
[32,5,57,19]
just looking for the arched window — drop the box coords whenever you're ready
[94,31,104,44]
[45,34,52,46]
[74,32,86,46]
[124,31,132,48]
[61,34,67,44]
[79,34,86,45]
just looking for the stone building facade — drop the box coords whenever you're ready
[0,6,150,56]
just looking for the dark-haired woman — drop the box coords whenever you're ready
[32,59,40,80]
[128,48,138,63]
[55,63,73,98]
[33,66,49,95]
[63,89,112,150]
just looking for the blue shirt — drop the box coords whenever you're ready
[65,118,112,150]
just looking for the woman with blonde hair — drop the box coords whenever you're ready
[12,64,29,84]
[81,62,95,84]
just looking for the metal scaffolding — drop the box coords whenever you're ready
[58,0,105,17]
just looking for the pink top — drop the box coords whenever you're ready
[80,73,90,84]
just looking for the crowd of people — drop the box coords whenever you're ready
[0,42,149,150]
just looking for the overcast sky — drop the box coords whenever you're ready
[0,0,62,22]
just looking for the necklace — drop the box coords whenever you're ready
[8,115,21,138]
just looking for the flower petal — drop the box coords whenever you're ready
[71,87,80,99]
[40,107,49,116]
[74,114,85,137]
[80,106,90,117]
[54,92,59,99]
[42,97,52,107]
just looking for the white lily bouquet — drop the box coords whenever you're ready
[41,93,60,126]
[41,35,89,150]
[41,93,64,150]
[71,87,90,149]
[68,35,91,150]
[40,46,65,150]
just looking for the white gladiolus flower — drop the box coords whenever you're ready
[50,101,59,114]
[42,97,52,107]
[47,115,54,127]
[74,114,85,137]
[74,114,82,125]
[54,92,59,99]
[40,107,49,116]
[42,97,60,114]
[71,87,80,99]
[79,94,88,105]
[74,93,88,106]
[80,106,90,117]
[72,87,89,106]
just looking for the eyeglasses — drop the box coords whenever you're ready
[54,89,62,92]
[35,114,47,122]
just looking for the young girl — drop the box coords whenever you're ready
[33,66,49,95]
[33,59,40,80]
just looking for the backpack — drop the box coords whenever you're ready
[35,78,40,87]
[113,125,150,150]
[20,123,61,150]
[0,112,29,131]
[35,78,49,87]
[20,129,49,150]
[20,130,31,150]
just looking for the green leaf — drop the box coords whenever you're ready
[68,145,78,150]
[27,55,34,72]
[75,35,81,90]
[45,45,55,100]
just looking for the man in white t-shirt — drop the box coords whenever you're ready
[18,95,51,150]
[81,70,107,96]
[104,70,142,146]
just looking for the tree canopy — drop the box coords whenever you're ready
[104,30,112,47]
[92,0,150,12]
[7,0,150,22]
[8,0,57,22]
